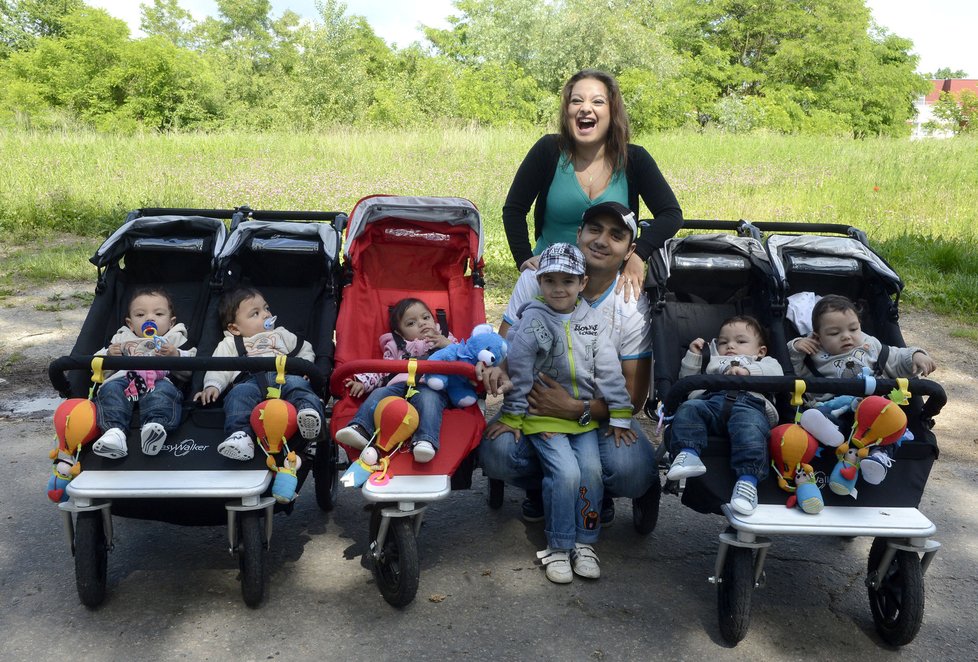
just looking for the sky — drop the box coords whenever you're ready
[87,0,978,77]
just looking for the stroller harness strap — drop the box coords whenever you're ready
[231,334,307,396]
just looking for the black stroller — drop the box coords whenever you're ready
[648,220,947,646]
[48,207,343,608]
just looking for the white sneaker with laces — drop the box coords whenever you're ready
[860,451,893,485]
[92,428,128,459]
[536,548,573,584]
[297,408,322,440]
[730,478,759,516]
[571,543,600,579]
[412,440,436,463]
[218,431,255,461]
[140,422,167,455]
[666,450,707,481]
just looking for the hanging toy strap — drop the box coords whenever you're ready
[275,354,287,385]
[791,379,806,423]
[89,356,106,400]
[265,354,288,399]
[892,377,911,405]
[405,357,419,399]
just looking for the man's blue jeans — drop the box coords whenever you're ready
[350,382,447,449]
[480,416,657,499]
[96,377,183,432]
[224,373,323,436]
[528,430,602,550]
[669,392,770,481]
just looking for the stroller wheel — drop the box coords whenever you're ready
[632,478,662,535]
[74,511,108,608]
[867,537,924,646]
[717,546,754,645]
[487,478,505,509]
[238,511,267,607]
[370,507,420,608]
[313,437,338,512]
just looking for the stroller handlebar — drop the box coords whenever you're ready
[48,355,327,398]
[330,360,479,396]
[660,375,947,420]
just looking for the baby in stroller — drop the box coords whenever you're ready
[666,315,783,515]
[336,297,456,463]
[195,285,324,461]
[788,293,937,485]
[91,286,198,459]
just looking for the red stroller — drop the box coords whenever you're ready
[324,195,488,606]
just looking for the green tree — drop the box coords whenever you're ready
[426,0,677,94]
[932,89,978,134]
[0,6,221,131]
[139,0,196,48]
[660,0,927,135]
[1,0,84,55]
[928,67,969,79]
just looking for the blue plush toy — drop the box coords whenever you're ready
[425,324,508,407]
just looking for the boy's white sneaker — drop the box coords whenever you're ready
[666,450,707,481]
[92,428,128,459]
[412,440,436,463]
[218,431,255,461]
[537,548,573,584]
[297,408,322,440]
[140,422,167,455]
[571,543,601,579]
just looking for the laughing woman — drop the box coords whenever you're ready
[502,69,683,301]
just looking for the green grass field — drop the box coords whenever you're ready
[2,128,976,319]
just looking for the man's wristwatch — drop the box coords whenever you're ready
[578,400,592,426]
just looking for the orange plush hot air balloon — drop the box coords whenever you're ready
[769,423,819,493]
[851,395,907,449]
[250,398,298,454]
[373,396,419,453]
[53,398,100,454]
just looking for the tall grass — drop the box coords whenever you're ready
[2,128,976,317]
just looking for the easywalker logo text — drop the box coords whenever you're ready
[163,439,210,457]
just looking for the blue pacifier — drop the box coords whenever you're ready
[141,320,166,350]
[264,315,277,331]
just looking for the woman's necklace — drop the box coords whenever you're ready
[576,159,608,191]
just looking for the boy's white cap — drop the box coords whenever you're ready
[536,242,586,277]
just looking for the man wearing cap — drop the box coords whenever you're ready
[482,201,661,533]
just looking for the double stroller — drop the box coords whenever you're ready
[647,220,947,646]
[48,207,344,607]
[325,195,489,607]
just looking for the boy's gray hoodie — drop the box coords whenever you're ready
[499,298,633,435]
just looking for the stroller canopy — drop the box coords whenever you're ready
[218,220,340,264]
[93,216,228,269]
[766,234,902,292]
[344,195,483,264]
